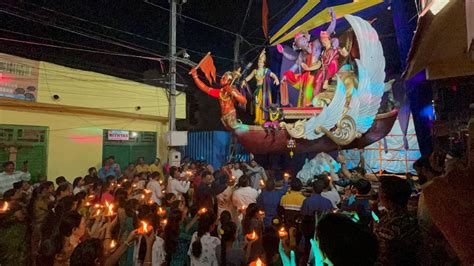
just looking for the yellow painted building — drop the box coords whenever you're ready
[0,53,185,182]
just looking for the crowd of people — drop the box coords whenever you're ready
[0,150,471,265]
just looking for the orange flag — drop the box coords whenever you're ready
[262,0,269,39]
[198,53,216,84]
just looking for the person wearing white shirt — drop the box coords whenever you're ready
[230,162,244,182]
[320,174,341,208]
[231,175,259,209]
[152,235,166,266]
[147,172,164,205]
[188,213,221,266]
[244,160,268,190]
[166,166,190,200]
[0,161,31,196]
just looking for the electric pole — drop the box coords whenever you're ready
[169,0,177,131]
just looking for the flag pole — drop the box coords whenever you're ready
[188,52,211,74]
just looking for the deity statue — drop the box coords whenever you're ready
[241,50,280,125]
[190,67,247,129]
[278,8,348,107]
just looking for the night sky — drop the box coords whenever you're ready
[0,0,402,130]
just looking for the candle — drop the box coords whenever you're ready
[160,219,168,227]
[246,230,258,241]
[85,202,91,207]
[123,178,128,183]
[141,194,145,200]
[283,172,290,178]
[198,208,207,215]
[249,258,265,266]
[105,202,114,217]
[278,227,288,238]
[260,180,265,187]
[0,201,9,213]
[88,195,95,200]
[94,209,102,217]
[138,221,152,234]
[144,189,151,194]
[186,171,192,176]
[110,240,117,249]
[258,210,265,217]
[159,180,163,185]
[94,204,101,209]
[161,190,166,194]
[230,175,236,181]
[239,206,247,213]
[132,184,137,188]
[157,207,166,217]
[148,200,154,205]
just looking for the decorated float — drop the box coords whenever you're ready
[189,13,398,157]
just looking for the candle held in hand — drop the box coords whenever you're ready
[157,207,166,217]
[110,240,117,249]
[249,257,266,266]
[160,219,168,226]
[0,201,9,212]
[278,227,288,238]
[246,230,258,241]
[198,208,207,215]
[138,221,152,234]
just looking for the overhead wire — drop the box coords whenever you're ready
[10,1,237,63]
[143,0,260,47]
[0,6,165,59]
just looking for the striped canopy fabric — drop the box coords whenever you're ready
[270,0,385,45]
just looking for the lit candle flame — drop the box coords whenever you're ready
[159,180,163,185]
[160,219,168,226]
[246,230,258,241]
[110,240,117,249]
[283,172,290,178]
[278,227,288,238]
[123,179,128,183]
[148,200,154,205]
[144,189,151,194]
[141,194,145,200]
[105,202,114,216]
[231,175,236,180]
[256,258,263,266]
[198,208,207,215]
[1,201,9,212]
[140,221,150,234]
[260,180,265,186]
[132,184,137,188]
[94,204,101,209]
[157,207,166,216]
[258,210,265,216]
[85,202,91,207]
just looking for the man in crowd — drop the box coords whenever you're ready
[244,160,267,190]
[166,166,190,200]
[123,163,137,180]
[0,161,31,197]
[194,170,227,213]
[98,156,121,181]
[232,175,259,209]
[148,158,164,179]
[231,162,243,181]
[374,175,420,265]
[135,157,149,174]
[257,174,289,226]
[146,171,163,205]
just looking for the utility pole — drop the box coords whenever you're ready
[168,0,177,131]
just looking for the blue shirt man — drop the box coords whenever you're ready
[257,176,289,226]
[98,156,121,182]
[301,179,333,216]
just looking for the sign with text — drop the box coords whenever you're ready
[0,53,39,101]
[108,130,129,141]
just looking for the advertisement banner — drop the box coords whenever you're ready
[108,130,130,141]
[0,53,39,101]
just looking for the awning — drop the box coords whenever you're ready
[403,0,474,80]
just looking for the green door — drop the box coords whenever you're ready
[0,125,48,183]
[102,130,157,171]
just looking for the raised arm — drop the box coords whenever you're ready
[242,69,256,87]
[326,8,337,36]
[191,68,220,98]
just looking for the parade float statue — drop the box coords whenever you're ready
[190,53,247,129]
[190,15,399,156]
[278,8,348,107]
[241,50,280,125]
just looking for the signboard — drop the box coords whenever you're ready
[0,53,40,101]
[108,130,130,141]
